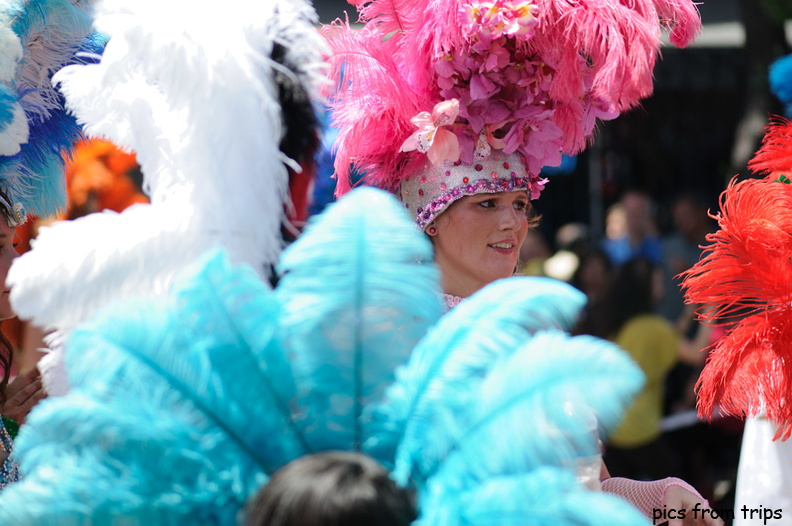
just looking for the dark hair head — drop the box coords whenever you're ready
[246,452,418,526]
[269,42,320,169]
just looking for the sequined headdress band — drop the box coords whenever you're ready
[400,150,544,229]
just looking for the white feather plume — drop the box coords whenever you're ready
[0,102,28,155]
[15,0,94,123]
[0,26,22,82]
[8,0,327,390]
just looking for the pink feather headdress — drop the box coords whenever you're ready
[324,0,700,227]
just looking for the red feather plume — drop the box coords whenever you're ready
[682,118,792,440]
[748,117,792,177]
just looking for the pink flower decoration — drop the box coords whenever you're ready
[529,174,549,200]
[470,73,498,100]
[485,119,510,149]
[401,99,461,166]
[463,0,540,41]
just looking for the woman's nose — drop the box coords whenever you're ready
[498,207,521,230]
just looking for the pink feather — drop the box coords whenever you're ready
[323,19,430,192]
[324,0,701,194]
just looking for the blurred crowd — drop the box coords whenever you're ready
[517,188,743,515]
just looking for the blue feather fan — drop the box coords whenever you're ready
[410,332,647,525]
[0,252,299,524]
[369,277,586,477]
[416,333,644,484]
[0,189,649,525]
[277,186,443,453]
[0,188,443,523]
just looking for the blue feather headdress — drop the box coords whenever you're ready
[0,0,100,219]
[0,189,647,525]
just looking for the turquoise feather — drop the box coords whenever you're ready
[0,0,99,217]
[419,469,650,526]
[0,250,306,524]
[0,188,650,525]
[276,187,442,452]
[397,331,644,501]
[402,331,647,525]
[368,277,586,473]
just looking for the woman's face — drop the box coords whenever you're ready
[0,220,18,320]
[431,190,529,297]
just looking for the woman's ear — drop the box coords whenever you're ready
[426,223,438,236]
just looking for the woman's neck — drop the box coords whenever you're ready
[441,275,482,299]
[437,257,492,298]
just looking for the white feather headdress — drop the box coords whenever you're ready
[8,0,327,393]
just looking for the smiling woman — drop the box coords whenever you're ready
[430,190,530,298]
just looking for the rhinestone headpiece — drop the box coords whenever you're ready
[400,150,545,230]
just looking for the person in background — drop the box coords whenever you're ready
[588,257,680,481]
[572,249,613,338]
[0,189,46,490]
[543,222,591,283]
[658,191,715,324]
[601,190,662,266]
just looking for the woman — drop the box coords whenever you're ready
[0,190,45,489]
[325,0,720,523]
[411,175,720,526]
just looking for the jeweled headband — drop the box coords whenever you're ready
[400,150,545,230]
[323,0,700,227]
[0,188,25,227]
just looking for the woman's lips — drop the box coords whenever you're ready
[487,241,515,254]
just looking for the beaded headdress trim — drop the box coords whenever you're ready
[399,149,544,229]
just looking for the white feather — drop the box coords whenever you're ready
[8,0,327,386]
[36,345,69,396]
[0,26,22,82]
[0,103,28,155]
[16,0,94,121]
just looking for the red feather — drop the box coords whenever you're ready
[681,150,792,439]
[749,117,792,177]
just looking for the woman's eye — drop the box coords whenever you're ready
[514,201,528,211]
[478,200,495,208]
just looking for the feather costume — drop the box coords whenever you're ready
[324,0,700,229]
[0,0,100,219]
[6,0,327,394]
[0,188,647,525]
[681,119,792,440]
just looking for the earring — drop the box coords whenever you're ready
[427,225,437,236]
